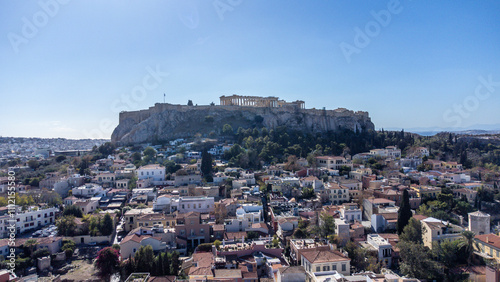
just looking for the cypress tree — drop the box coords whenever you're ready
[201,150,213,181]
[397,189,412,235]
[158,252,164,276]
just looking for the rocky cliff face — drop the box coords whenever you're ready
[111,103,375,144]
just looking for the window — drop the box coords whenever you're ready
[180,230,185,236]
[200,228,204,234]
[316,266,320,272]
[342,264,346,272]
[323,266,330,271]
[332,264,336,270]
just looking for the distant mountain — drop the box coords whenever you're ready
[381,124,500,136]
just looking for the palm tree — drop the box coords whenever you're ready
[458,230,478,266]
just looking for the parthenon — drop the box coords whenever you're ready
[220,95,305,109]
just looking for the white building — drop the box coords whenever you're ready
[323,182,350,205]
[0,206,58,237]
[170,196,214,213]
[369,146,401,159]
[366,234,393,267]
[300,248,350,276]
[132,188,157,202]
[152,195,171,212]
[316,156,353,170]
[136,164,165,182]
[340,203,362,223]
[337,179,362,199]
[72,183,104,198]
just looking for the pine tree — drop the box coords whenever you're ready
[397,189,412,235]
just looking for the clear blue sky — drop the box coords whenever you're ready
[1,0,499,139]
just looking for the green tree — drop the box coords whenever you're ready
[457,230,478,266]
[100,213,114,236]
[27,159,40,170]
[319,213,335,239]
[214,240,222,250]
[170,251,180,275]
[143,147,156,158]
[63,205,83,218]
[398,241,443,280]
[201,150,213,180]
[32,249,50,259]
[131,152,142,163]
[397,189,412,235]
[222,124,233,136]
[433,240,459,269]
[134,245,154,273]
[61,239,76,258]
[163,160,182,174]
[399,218,423,244]
[24,239,38,258]
[56,215,77,236]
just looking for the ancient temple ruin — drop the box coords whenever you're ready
[219,95,305,109]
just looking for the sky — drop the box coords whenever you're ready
[1,0,499,139]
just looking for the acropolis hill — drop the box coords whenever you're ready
[111,95,375,145]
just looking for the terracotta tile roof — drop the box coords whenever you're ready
[278,266,305,274]
[368,198,395,205]
[251,223,267,229]
[300,248,350,264]
[148,276,176,282]
[475,234,500,249]
[381,213,398,220]
[121,234,143,244]
[413,214,428,221]
[14,236,63,247]
[188,252,215,276]
[212,224,225,232]
[177,211,200,219]
[214,269,242,278]
[225,231,247,240]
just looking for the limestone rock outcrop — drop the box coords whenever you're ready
[111,103,375,145]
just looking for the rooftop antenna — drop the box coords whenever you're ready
[163,93,166,103]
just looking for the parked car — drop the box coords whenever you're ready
[32,230,42,237]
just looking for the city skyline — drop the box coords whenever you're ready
[1,1,499,139]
